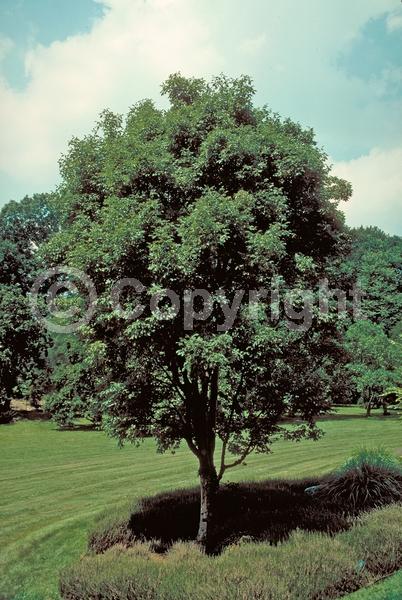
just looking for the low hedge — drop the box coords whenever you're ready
[60,504,402,600]
[340,504,402,576]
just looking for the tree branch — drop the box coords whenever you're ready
[218,438,228,480]
[217,370,244,480]
[219,443,254,480]
[185,436,200,458]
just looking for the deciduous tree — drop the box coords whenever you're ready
[45,74,351,545]
[0,194,58,418]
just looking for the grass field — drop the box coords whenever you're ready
[0,406,401,600]
[347,571,402,600]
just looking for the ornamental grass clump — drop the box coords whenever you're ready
[316,448,402,512]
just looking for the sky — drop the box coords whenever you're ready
[0,0,401,234]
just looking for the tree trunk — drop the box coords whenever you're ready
[382,400,390,416]
[366,400,371,417]
[0,396,12,423]
[196,456,218,548]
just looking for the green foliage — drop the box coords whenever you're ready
[44,333,103,427]
[317,449,402,511]
[342,227,402,335]
[45,74,351,525]
[336,227,402,408]
[0,193,59,291]
[344,320,402,411]
[380,385,402,408]
[0,194,59,416]
[60,505,402,600]
[336,448,402,475]
[340,504,402,576]
[0,284,46,416]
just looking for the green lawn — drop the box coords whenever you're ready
[0,407,401,600]
[347,570,402,600]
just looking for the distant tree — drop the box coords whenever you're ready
[0,193,59,291]
[341,227,402,334]
[345,320,402,416]
[45,74,351,545]
[0,194,59,418]
[0,285,47,418]
[380,386,402,411]
[44,333,103,428]
[328,363,356,405]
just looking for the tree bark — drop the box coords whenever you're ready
[366,400,371,417]
[196,455,218,548]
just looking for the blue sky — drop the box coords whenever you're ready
[0,0,104,89]
[0,0,401,233]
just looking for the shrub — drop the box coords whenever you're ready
[78,456,401,599]
[60,544,161,600]
[316,448,402,512]
[62,505,402,600]
[336,448,402,475]
[88,504,136,554]
[340,504,402,576]
[218,531,365,600]
[64,514,402,600]
[0,410,15,424]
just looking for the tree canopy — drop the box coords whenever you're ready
[0,194,59,418]
[42,73,353,544]
[341,226,402,334]
[345,320,401,415]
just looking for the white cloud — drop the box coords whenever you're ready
[239,34,266,56]
[333,147,402,235]
[387,12,402,31]
[0,0,221,196]
[0,0,401,238]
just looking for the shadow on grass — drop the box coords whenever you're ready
[54,423,99,432]
[0,409,52,424]
[0,410,99,431]
[278,409,400,426]
[90,477,354,555]
[317,411,401,422]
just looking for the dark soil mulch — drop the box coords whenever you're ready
[91,476,354,555]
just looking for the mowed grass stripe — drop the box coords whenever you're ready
[0,407,400,600]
